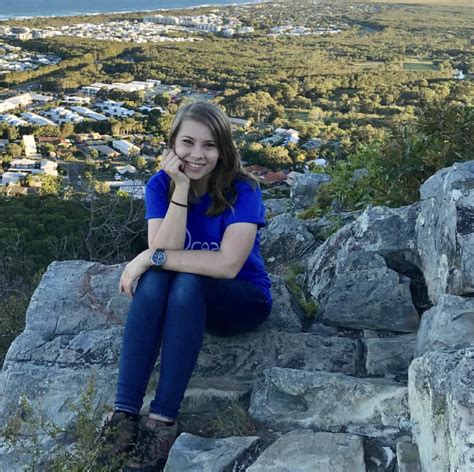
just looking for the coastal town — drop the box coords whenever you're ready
[0,78,325,197]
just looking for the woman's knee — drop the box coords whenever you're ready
[167,273,208,308]
[133,268,173,303]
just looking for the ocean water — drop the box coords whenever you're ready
[0,0,257,20]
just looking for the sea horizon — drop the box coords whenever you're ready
[0,0,261,21]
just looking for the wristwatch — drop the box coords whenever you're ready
[150,249,167,269]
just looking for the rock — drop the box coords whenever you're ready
[164,433,259,472]
[352,168,369,181]
[416,161,474,303]
[408,348,474,472]
[0,261,362,441]
[264,198,292,217]
[415,294,474,357]
[364,334,417,377]
[306,204,426,328]
[249,367,409,433]
[396,442,422,472]
[247,430,365,472]
[322,251,419,332]
[290,172,331,210]
[260,213,317,266]
[261,275,303,333]
[191,331,363,379]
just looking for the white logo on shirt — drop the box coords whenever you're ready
[184,229,220,251]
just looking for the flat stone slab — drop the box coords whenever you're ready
[249,367,409,433]
[164,433,259,472]
[247,430,365,472]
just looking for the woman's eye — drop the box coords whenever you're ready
[182,139,192,145]
[206,143,216,148]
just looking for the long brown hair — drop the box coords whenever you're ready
[167,101,257,216]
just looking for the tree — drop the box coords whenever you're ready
[6,143,23,158]
[40,175,61,196]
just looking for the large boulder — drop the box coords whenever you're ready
[249,367,409,434]
[416,161,474,304]
[321,251,419,332]
[290,172,331,210]
[305,204,426,330]
[408,348,474,472]
[415,294,474,357]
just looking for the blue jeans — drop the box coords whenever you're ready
[115,268,271,419]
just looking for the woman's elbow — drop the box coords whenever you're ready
[220,260,243,279]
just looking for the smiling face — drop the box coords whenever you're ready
[174,119,220,192]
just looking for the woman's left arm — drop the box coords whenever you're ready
[119,222,257,297]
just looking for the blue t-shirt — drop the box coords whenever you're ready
[145,170,272,306]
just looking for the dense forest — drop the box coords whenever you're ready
[0,0,473,361]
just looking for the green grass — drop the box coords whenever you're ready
[403,62,438,71]
[284,108,311,121]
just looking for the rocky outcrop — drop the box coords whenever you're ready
[408,349,474,472]
[416,161,474,303]
[2,161,474,471]
[290,172,330,210]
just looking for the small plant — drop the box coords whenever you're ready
[283,263,318,321]
[210,400,257,438]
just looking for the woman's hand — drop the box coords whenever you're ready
[160,148,190,187]
[119,249,153,298]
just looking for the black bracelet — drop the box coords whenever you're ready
[170,199,188,208]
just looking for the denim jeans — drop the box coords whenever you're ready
[115,268,271,419]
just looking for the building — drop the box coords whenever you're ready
[0,92,52,113]
[21,112,56,127]
[23,135,38,157]
[112,140,141,157]
[0,171,27,186]
[0,114,28,126]
[9,158,58,176]
[71,106,108,121]
[87,145,120,158]
[108,179,145,199]
[63,95,92,104]
[229,117,252,130]
[97,100,135,118]
[44,107,84,124]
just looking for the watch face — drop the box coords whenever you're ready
[151,250,166,267]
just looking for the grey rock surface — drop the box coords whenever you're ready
[249,367,409,433]
[416,161,474,303]
[264,198,292,217]
[164,433,259,472]
[290,172,331,209]
[415,294,474,357]
[247,430,366,472]
[260,213,317,265]
[305,204,422,329]
[364,441,396,472]
[261,274,303,333]
[396,442,422,472]
[365,334,417,377]
[408,348,474,472]
[322,251,419,332]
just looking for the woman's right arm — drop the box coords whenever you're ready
[148,181,189,250]
[148,150,190,250]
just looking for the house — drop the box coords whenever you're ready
[21,112,56,127]
[1,171,27,186]
[23,135,38,157]
[260,171,288,185]
[301,138,322,151]
[88,145,120,159]
[244,164,272,177]
[229,117,252,130]
[70,106,108,121]
[115,164,137,175]
[112,140,141,157]
[9,158,58,176]
[44,107,84,124]
[108,179,145,199]
[0,114,28,126]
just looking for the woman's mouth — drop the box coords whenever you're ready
[185,161,206,170]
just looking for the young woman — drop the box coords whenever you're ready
[100,101,272,471]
